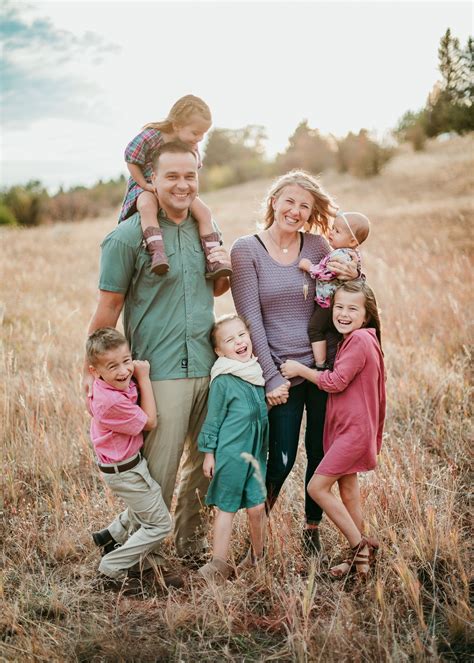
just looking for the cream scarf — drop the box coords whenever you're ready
[210,355,265,386]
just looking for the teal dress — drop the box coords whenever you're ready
[198,374,269,512]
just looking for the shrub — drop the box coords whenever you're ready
[0,202,17,226]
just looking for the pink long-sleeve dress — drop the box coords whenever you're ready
[315,328,386,476]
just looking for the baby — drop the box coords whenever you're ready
[299,211,370,369]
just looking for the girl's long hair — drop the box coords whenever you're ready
[335,281,383,348]
[262,170,338,236]
[144,95,211,133]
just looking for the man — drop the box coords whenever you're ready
[83,141,231,564]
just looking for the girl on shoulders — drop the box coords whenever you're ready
[119,94,230,279]
[197,314,269,583]
[281,281,386,577]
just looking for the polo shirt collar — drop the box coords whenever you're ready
[158,208,193,226]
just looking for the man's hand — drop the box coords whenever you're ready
[203,453,215,478]
[208,245,231,269]
[281,360,305,379]
[266,382,290,407]
[133,360,151,380]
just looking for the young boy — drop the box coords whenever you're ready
[86,327,181,594]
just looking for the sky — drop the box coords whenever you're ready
[1,0,472,191]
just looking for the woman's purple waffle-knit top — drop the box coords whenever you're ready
[230,233,340,394]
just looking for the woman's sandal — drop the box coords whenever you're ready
[329,538,371,579]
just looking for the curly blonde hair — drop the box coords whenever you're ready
[144,95,212,133]
[262,170,338,236]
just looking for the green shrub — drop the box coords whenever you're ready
[0,202,17,225]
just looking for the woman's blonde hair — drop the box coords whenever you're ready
[262,170,338,236]
[334,281,383,348]
[144,95,212,133]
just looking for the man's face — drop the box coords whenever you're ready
[151,151,198,217]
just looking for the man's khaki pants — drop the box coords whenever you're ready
[99,457,172,579]
[143,377,210,557]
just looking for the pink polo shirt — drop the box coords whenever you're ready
[88,378,148,465]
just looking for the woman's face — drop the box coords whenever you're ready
[271,184,314,232]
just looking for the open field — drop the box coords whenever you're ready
[1,135,473,662]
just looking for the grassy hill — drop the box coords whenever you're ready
[1,135,472,661]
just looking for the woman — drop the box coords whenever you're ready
[230,170,357,553]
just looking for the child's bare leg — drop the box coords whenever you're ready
[246,503,266,558]
[338,474,363,532]
[311,340,327,368]
[308,474,361,546]
[137,191,169,275]
[309,474,370,576]
[339,474,379,556]
[191,197,233,280]
[190,197,214,236]
[198,509,235,582]
[212,509,235,561]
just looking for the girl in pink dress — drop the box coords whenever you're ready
[281,280,385,578]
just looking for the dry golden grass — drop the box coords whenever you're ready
[1,135,473,662]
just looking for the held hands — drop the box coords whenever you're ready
[203,453,215,478]
[281,360,305,379]
[144,183,155,194]
[133,360,151,380]
[266,382,290,407]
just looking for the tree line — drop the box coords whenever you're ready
[1,28,471,227]
[396,29,473,149]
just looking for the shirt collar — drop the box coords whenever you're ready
[158,208,193,226]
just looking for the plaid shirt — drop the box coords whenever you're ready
[118,128,202,222]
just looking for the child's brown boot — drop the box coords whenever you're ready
[143,227,169,275]
[197,557,233,584]
[200,232,233,280]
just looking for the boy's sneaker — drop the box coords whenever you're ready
[200,232,233,280]
[92,528,121,556]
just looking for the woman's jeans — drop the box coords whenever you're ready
[266,380,327,524]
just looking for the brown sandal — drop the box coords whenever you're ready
[329,538,371,579]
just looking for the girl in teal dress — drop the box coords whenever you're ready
[197,315,269,583]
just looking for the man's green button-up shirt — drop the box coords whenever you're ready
[99,211,217,381]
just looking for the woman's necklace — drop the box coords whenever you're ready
[267,227,297,254]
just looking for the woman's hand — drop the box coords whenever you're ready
[281,360,306,379]
[266,382,290,407]
[203,453,215,479]
[327,252,358,281]
[144,183,156,194]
